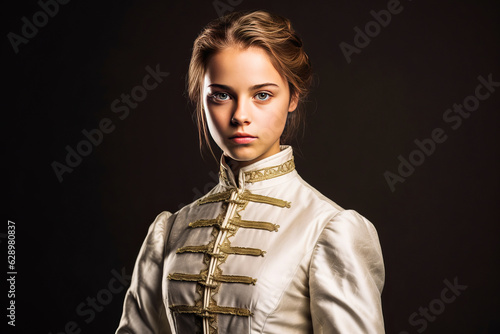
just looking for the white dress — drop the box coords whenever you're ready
[116,146,385,334]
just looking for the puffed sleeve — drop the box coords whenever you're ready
[116,211,173,334]
[309,210,385,333]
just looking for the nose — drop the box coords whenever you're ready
[231,99,251,125]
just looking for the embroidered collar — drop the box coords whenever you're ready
[219,146,296,188]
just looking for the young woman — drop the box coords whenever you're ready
[116,10,385,334]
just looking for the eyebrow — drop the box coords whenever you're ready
[208,83,279,91]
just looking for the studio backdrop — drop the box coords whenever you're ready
[5,0,499,333]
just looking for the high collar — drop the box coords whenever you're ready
[219,145,296,190]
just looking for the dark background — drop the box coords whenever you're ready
[5,0,499,333]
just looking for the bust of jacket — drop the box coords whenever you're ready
[116,145,385,334]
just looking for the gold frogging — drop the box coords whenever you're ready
[168,188,291,334]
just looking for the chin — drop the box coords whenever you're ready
[226,152,260,163]
[224,146,262,163]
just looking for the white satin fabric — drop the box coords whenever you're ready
[116,146,385,334]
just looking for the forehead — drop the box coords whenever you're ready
[204,46,286,88]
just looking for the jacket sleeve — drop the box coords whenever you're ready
[116,211,173,334]
[309,210,385,333]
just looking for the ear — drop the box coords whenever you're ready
[288,92,299,112]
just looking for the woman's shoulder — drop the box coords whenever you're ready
[292,173,379,235]
[325,209,380,243]
[148,210,174,233]
[138,211,171,238]
[292,173,344,214]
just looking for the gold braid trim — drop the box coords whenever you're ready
[170,305,252,317]
[189,219,220,228]
[177,245,265,257]
[220,246,265,256]
[167,273,203,282]
[197,190,233,205]
[189,218,279,232]
[244,158,295,183]
[217,274,257,285]
[239,191,291,208]
[176,245,210,253]
[232,219,280,232]
[218,157,295,184]
[172,186,290,333]
[218,168,230,184]
[198,189,290,208]
[168,272,257,285]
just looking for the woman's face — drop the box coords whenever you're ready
[203,46,297,167]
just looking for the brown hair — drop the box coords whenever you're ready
[187,10,312,156]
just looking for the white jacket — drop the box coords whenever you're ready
[116,146,385,334]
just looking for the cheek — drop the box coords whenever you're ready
[205,107,228,140]
[256,106,288,141]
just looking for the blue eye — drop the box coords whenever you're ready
[256,92,271,101]
[212,92,230,101]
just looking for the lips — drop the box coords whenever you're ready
[229,132,257,144]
